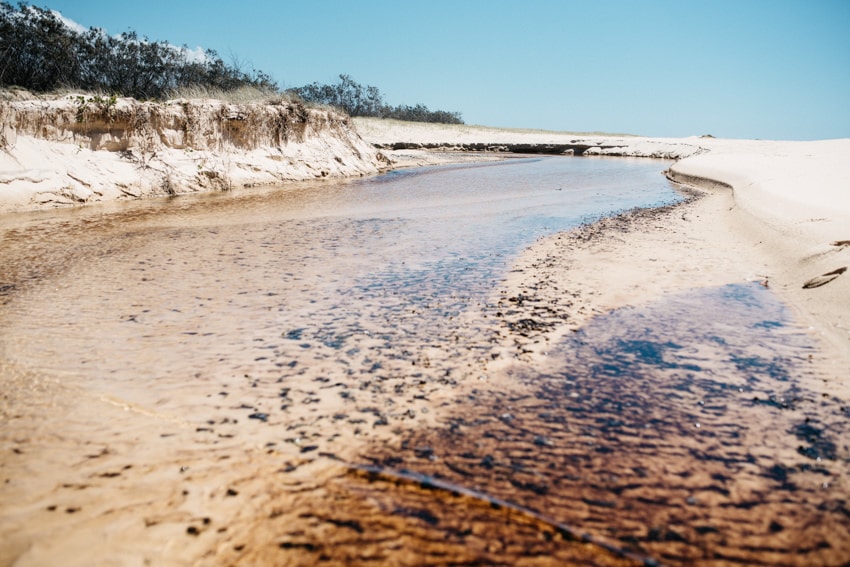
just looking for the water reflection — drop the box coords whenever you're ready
[0,157,680,392]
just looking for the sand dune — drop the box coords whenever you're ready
[0,94,388,213]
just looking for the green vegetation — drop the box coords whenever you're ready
[288,74,464,124]
[0,3,463,124]
[72,93,117,122]
[0,2,276,99]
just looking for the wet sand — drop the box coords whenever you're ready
[2,130,850,565]
[228,185,850,566]
[361,189,850,565]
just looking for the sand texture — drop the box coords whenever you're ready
[0,94,388,213]
[1,113,849,565]
[354,119,850,367]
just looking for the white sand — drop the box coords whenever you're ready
[668,139,850,359]
[0,94,387,213]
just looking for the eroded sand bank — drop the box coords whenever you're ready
[0,93,389,214]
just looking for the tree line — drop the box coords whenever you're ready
[0,3,464,124]
[0,2,275,99]
[287,74,464,124]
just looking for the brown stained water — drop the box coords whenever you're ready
[1,157,848,565]
[356,283,850,566]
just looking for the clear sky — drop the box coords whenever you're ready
[38,0,850,140]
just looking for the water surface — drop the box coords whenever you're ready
[2,156,847,565]
[357,283,850,565]
[0,157,680,400]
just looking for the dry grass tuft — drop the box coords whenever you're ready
[164,85,293,105]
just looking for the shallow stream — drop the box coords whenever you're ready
[1,156,848,565]
[0,157,680,409]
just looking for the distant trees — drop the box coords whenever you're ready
[289,74,383,118]
[0,2,276,99]
[289,74,464,124]
[382,103,464,125]
[0,3,465,124]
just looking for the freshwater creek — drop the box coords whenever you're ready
[1,156,848,565]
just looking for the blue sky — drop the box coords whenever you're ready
[39,0,850,140]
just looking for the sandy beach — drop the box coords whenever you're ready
[522,142,850,373]
[2,109,850,565]
[356,118,850,376]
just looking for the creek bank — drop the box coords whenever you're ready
[352,116,708,165]
[354,117,850,360]
[663,140,850,366]
[372,140,699,159]
[0,93,389,213]
[491,137,850,391]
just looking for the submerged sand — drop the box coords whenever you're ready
[355,118,850,373]
[1,117,849,565]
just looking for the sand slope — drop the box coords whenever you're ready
[0,94,388,213]
[667,139,850,362]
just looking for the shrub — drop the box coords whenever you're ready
[0,2,277,99]
[289,74,463,124]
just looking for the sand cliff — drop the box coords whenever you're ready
[0,93,389,213]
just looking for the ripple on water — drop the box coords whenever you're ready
[347,283,850,566]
